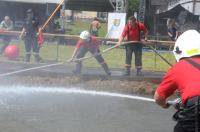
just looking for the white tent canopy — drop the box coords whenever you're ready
[1,0,61,4]
[167,0,200,15]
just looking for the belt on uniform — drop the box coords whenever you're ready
[185,96,200,107]
[180,96,200,132]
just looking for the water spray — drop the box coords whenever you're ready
[0,87,155,103]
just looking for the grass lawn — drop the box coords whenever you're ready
[66,20,107,37]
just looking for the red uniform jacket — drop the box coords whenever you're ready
[76,36,98,49]
[156,57,200,104]
[121,21,148,41]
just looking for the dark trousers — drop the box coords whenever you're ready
[174,96,200,132]
[75,46,104,73]
[125,43,142,68]
[24,35,41,62]
[24,36,39,53]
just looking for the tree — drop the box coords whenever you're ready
[128,0,139,12]
[126,0,139,18]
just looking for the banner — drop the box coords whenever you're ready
[107,13,126,39]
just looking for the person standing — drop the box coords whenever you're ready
[70,30,111,75]
[116,16,148,76]
[90,17,101,37]
[19,9,41,62]
[154,30,200,132]
[167,19,179,41]
[0,16,13,54]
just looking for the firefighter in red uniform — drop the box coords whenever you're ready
[116,16,148,76]
[154,30,200,132]
[70,30,111,75]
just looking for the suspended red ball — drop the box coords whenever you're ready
[4,44,20,60]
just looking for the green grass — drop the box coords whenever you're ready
[66,20,107,37]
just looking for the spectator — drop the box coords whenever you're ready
[70,30,111,75]
[0,16,13,54]
[90,17,101,36]
[154,30,200,132]
[116,16,148,76]
[167,18,179,41]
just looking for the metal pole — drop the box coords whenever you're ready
[125,0,128,13]
[154,38,157,68]
[56,42,59,61]
[60,2,65,30]
[193,0,197,14]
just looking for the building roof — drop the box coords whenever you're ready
[158,5,185,18]
[1,0,115,12]
[158,4,198,18]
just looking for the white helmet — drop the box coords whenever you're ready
[173,30,200,62]
[79,30,91,41]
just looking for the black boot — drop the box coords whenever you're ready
[123,67,130,76]
[73,62,82,74]
[34,54,42,63]
[136,68,143,76]
[25,54,31,62]
[102,63,111,75]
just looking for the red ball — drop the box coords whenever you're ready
[4,44,20,60]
